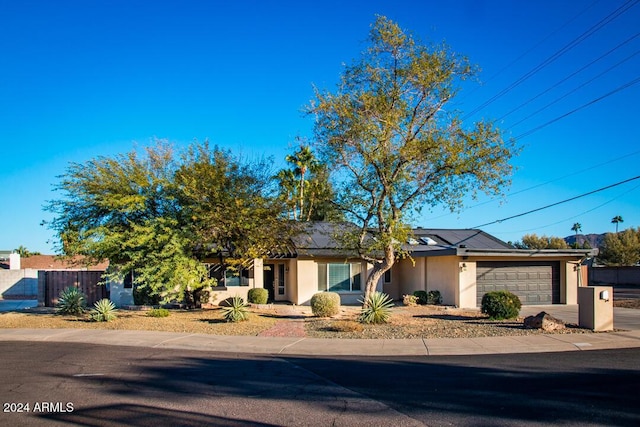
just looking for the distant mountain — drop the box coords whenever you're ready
[564,233,605,248]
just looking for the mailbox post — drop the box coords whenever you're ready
[578,286,614,332]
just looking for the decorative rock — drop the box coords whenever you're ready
[523,311,565,331]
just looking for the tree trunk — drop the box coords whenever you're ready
[362,245,395,305]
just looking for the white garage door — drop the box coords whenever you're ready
[476,261,560,306]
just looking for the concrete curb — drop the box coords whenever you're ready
[1,328,640,356]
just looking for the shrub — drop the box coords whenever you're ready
[413,290,428,305]
[427,290,443,305]
[147,308,170,318]
[133,284,161,306]
[90,299,117,322]
[248,288,269,304]
[402,294,419,306]
[222,296,249,322]
[481,291,522,320]
[359,292,394,324]
[310,292,341,317]
[56,287,87,315]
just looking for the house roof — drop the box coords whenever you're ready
[0,255,109,270]
[285,222,596,260]
[291,221,362,258]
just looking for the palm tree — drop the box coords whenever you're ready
[285,144,317,220]
[275,169,298,220]
[571,223,582,248]
[611,215,623,233]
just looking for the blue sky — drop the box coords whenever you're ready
[2,0,639,253]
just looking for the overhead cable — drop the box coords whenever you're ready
[498,31,640,122]
[462,0,639,121]
[514,75,640,140]
[472,175,640,228]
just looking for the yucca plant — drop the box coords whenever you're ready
[56,287,87,315]
[359,292,394,324]
[90,298,117,322]
[222,296,249,322]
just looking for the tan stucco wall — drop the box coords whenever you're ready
[294,259,318,305]
[458,260,477,308]
[293,258,373,306]
[392,258,426,300]
[425,256,460,306]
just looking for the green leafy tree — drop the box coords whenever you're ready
[520,234,569,249]
[612,215,624,233]
[598,227,640,266]
[175,143,294,268]
[46,140,289,303]
[309,16,516,302]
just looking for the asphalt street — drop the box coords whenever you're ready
[0,342,638,427]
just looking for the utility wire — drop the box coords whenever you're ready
[460,0,601,101]
[473,175,640,228]
[506,182,640,233]
[424,148,640,221]
[514,75,640,140]
[462,0,639,121]
[498,31,640,122]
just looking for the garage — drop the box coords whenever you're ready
[476,261,560,306]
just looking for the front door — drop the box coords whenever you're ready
[263,264,275,301]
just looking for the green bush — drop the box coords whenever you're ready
[310,292,341,317]
[56,287,87,315]
[427,290,443,305]
[147,308,170,318]
[222,296,249,322]
[413,290,428,305]
[248,288,269,304]
[481,291,522,320]
[133,284,161,306]
[90,299,117,322]
[359,292,394,324]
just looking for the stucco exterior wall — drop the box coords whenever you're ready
[425,256,460,306]
[458,261,477,308]
[0,269,38,299]
[392,258,426,300]
[294,259,317,305]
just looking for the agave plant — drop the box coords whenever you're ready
[359,292,394,324]
[56,287,87,315]
[90,298,117,322]
[222,296,249,323]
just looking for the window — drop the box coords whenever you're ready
[224,267,249,287]
[384,268,392,284]
[317,262,362,292]
[278,264,285,295]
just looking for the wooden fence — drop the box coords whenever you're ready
[43,270,108,307]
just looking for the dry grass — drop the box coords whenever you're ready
[305,305,593,339]
[1,301,636,339]
[0,307,278,336]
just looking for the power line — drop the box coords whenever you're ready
[514,75,640,140]
[423,148,640,221]
[509,49,640,130]
[462,0,639,121]
[459,0,601,101]
[497,31,640,123]
[472,175,640,228]
[505,182,640,233]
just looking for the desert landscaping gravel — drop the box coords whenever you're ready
[5,301,637,339]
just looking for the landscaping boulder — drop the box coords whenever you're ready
[524,311,565,331]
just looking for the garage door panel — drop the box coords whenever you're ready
[476,261,560,306]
